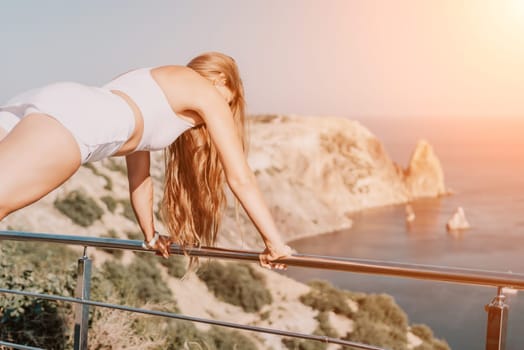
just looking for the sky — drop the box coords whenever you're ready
[1,0,523,119]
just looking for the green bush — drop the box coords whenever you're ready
[300,282,415,350]
[100,229,123,259]
[282,311,338,350]
[101,195,117,213]
[282,338,327,350]
[299,280,355,317]
[345,312,407,350]
[206,326,258,350]
[412,324,451,350]
[97,253,173,307]
[148,320,258,350]
[159,255,187,279]
[101,195,139,223]
[197,261,272,312]
[54,190,104,227]
[105,158,127,175]
[0,242,78,349]
[357,293,408,329]
[83,163,113,190]
[344,294,409,350]
[411,324,433,342]
[119,198,137,223]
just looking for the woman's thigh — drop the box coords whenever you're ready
[0,113,82,218]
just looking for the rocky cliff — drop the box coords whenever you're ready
[219,115,447,247]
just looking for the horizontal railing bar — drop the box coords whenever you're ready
[2,230,524,289]
[0,288,384,350]
[0,340,44,350]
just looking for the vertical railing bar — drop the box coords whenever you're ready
[485,286,509,350]
[73,247,91,350]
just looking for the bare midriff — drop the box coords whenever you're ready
[109,90,144,156]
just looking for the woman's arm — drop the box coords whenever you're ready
[179,70,293,267]
[125,151,170,258]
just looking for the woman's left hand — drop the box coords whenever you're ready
[259,244,295,270]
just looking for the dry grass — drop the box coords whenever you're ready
[89,306,166,349]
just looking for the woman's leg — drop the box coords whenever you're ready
[0,113,82,220]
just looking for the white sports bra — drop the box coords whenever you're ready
[103,67,194,151]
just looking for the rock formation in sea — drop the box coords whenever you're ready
[404,139,447,199]
[405,204,416,223]
[446,206,471,232]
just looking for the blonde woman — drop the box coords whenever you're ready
[0,52,292,270]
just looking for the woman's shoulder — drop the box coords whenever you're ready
[152,65,213,93]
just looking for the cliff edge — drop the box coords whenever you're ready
[218,115,447,247]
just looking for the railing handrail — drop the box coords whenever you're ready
[1,230,524,290]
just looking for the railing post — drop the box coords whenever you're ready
[485,287,508,350]
[73,247,91,350]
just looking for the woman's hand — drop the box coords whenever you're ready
[152,235,171,259]
[259,244,295,270]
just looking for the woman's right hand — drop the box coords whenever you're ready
[259,244,295,270]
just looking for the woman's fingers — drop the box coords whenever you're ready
[154,236,170,259]
[259,249,290,270]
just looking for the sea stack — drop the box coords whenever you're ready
[446,207,471,232]
[404,139,447,199]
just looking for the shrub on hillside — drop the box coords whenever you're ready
[206,326,258,350]
[411,324,450,350]
[0,242,78,349]
[196,261,272,312]
[83,163,113,190]
[159,255,187,279]
[344,293,409,350]
[99,229,123,259]
[345,312,407,350]
[101,195,118,213]
[105,158,127,175]
[140,319,258,350]
[119,198,138,223]
[97,253,173,307]
[356,293,408,329]
[282,311,338,350]
[299,280,355,317]
[54,190,104,227]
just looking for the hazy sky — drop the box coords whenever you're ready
[1,0,523,119]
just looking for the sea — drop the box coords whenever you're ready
[282,115,524,350]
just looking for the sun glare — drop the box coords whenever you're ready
[509,0,524,16]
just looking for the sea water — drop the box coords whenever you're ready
[283,115,524,349]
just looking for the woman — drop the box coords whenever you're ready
[0,52,292,270]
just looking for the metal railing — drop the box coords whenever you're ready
[1,230,523,350]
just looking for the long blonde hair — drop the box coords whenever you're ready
[162,52,246,252]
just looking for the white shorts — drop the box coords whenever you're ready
[0,82,135,163]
